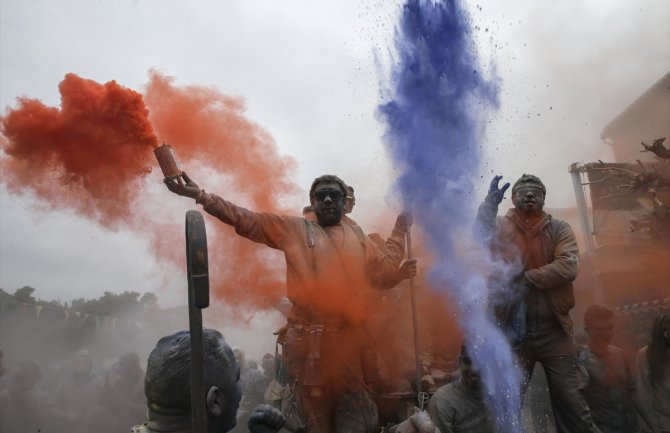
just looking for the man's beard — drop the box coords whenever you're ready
[316,207,341,225]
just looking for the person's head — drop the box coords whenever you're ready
[144,329,241,433]
[459,345,481,390]
[309,175,348,226]
[118,351,142,381]
[648,313,670,385]
[10,360,41,393]
[584,305,614,350]
[344,185,356,214]
[261,353,274,374]
[72,349,92,379]
[512,174,546,215]
[233,348,246,371]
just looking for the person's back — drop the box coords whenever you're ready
[131,329,285,433]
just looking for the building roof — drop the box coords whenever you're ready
[601,71,670,140]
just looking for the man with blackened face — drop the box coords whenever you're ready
[476,174,602,433]
[164,173,415,433]
[512,183,545,216]
[311,179,346,226]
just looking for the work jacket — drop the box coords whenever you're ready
[476,202,579,335]
[201,194,406,324]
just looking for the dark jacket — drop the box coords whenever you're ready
[476,202,579,335]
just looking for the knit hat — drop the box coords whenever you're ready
[512,174,546,195]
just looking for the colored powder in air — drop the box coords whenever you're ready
[144,71,300,309]
[1,73,158,228]
[378,1,522,432]
[0,71,301,311]
[144,71,298,213]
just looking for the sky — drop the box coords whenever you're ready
[1,0,669,312]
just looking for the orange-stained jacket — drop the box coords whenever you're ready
[202,194,406,323]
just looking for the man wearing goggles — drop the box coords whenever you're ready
[476,173,601,433]
[165,172,416,433]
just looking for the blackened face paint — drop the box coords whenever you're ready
[311,183,345,226]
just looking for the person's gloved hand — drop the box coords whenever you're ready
[397,259,418,280]
[247,404,286,433]
[485,175,510,205]
[395,210,414,233]
[163,172,201,200]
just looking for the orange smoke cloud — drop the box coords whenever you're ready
[144,71,298,212]
[144,71,300,309]
[1,74,158,228]
[1,72,300,312]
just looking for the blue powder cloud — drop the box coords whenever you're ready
[378,1,522,431]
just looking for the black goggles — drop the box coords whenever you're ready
[314,189,344,202]
[515,186,544,196]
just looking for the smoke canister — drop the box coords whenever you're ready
[154,144,183,178]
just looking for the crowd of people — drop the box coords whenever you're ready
[1,171,668,433]
[0,348,146,432]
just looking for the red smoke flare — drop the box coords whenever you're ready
[1,73,158,228]
[1,72,301,312]
[144,71,300,309]
[144,71,298,212]
[0,72,466,388]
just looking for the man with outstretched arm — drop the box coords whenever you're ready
[164,173,416,433]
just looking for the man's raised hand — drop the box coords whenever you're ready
[485,175,510,205]
[163,172,201,200]
[395,210,414,233]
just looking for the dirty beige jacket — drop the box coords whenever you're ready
[476,202,579,334]
[202,194,406,323]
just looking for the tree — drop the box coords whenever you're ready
[13,286,36,303]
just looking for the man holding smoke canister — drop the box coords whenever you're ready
[164,171,416,433]
[475,174,602,433]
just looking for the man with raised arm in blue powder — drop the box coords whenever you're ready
[476,174,602,433]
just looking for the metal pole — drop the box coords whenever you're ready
[406,228,423,407]
[569,163,604,304]
[185,210,210,433]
